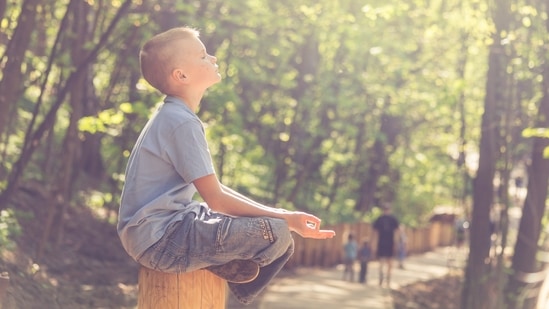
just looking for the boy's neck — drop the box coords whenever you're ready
[169,92,203,112]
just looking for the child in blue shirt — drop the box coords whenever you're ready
[342,234,358,281]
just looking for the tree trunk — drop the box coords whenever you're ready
[461,0,511,307]
[0,0,39,137]
[455,31,471,220]
[0,0,7,25]
[460,29,507,309]
[504,39,549,309]
[356,112,401,211]
[138,268,226,309]
[52,0,93,247]
[37,0,89,258]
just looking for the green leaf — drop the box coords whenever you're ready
[522,127,549,138]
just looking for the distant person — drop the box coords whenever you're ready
[358,240,372,284]
[515,176,523,188]
[397,226,407,269]
[342,234,358,281]
[455,218,469,248]
[372,205,400,287]
[514,176,525,202]
[117,26,335,305]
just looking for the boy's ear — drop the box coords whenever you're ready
[172,69,189,83]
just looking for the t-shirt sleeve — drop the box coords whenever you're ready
[164,120,215,183]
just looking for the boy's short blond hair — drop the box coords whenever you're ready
[140,27,199,94]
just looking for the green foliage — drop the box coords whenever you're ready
[522,127,549,158]
[0,210,21,251]
[0,0,546,228]
[522,127,549,139]
[78,102,143,135]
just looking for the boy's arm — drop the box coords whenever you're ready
[193,174,335,239]
[220,183,286,214]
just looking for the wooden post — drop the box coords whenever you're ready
[138,268,226,309]
[0,272,9,309]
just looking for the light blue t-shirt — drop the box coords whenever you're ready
[117,96,215,260]
[344,240,358,260]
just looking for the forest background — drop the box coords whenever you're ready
[0,0,548,308]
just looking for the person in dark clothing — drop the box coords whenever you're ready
[357,240,372,284]
[372,205,399,287]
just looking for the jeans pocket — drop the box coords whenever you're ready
[246,218,276,244]
[142,221,188,273]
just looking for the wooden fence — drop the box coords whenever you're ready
[286,221,455,268]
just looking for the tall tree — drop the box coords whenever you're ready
[0,0,40,138]
[461,0,512,308]
[504,1,549,306]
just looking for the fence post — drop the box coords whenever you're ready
[138,267,226,309]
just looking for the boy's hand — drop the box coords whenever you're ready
[285,212,335,239]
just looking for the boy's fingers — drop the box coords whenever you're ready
[306,229,335,239]
[319,229,336,238]
[295,213,334,238]
[306,220,318,230]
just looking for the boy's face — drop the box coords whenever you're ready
[174,36,221,89]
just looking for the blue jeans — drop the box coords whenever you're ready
[137,205,295,304]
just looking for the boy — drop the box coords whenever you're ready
[117,27,335,305]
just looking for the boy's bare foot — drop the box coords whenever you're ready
[206,259,259,283]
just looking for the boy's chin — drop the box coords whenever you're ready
[205,79,221,90]
[211,77,222,86]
